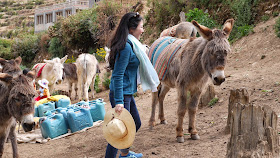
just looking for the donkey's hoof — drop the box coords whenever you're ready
[160,120,167,124]
[177,136,184,143]
[191,134,200,140]
[149,126,154,130]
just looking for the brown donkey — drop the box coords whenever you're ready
[0,57,36,158]
[148,19,234,143]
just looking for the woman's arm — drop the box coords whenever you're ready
[112,43,132,104]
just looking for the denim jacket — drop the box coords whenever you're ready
[109,40,140,104]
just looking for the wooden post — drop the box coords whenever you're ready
[226,88,279,158]
[198,84,216,108]
[225,88,249,134]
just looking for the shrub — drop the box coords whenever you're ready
[48,37,66,58]
[230,25,254,41]
[0,38,13,59]
[276,17,280,38]
[273,12,279,17]
[94,75,101,93]
[12,34,39,64]
[65,55,76,63]
[186,8,217,29]
[261,15,269,22]
[94,47,106,62]
[208,97,219,106]
[102,72,111,89]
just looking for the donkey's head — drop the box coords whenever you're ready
[192,19,234,85]
[0,56,22,77]
[0,70,37,132]
[44,55,67,84]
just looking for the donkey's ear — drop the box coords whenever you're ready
[105,46,110,53]
[191,20,212,40]
[0,58,7,65]
[26,69,36,80]
[0,73,13,83]
[223,19,234,39]
[44,59,54,64]
[15,56,22,65]
[61,55,68,63]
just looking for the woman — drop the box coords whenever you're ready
[105,12,146,158]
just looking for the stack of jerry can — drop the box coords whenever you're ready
[39,113,68,139]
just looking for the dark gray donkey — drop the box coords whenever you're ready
[148,19,234,143]
[0,57,36,158]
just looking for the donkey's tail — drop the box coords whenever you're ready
[83,54,88,81]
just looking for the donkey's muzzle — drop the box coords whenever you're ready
[56,79,62,84]
[213,77,225,85]
[22,122,35,132]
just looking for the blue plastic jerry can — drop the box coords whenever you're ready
[56,98,71,108]
[67,108,93,133]
[39,113,68,139]
[88,99,106,122]
[38,101,55,117]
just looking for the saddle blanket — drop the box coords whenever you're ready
[148,36,188,80]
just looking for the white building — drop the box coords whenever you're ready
[34,0,100,32]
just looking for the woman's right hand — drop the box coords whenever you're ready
[115,104,124,114]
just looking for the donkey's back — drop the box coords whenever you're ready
[76,53,99,101]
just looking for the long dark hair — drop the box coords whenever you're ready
[109,12,142,70]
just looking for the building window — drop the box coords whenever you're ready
[65,9,72,18]
[37,15,43,25]
[46,13,53,24]
[55,11,63,22]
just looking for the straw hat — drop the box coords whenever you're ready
[103,108,136,149]
[38,79,49,89]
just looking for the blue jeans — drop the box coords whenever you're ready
[105,91,141,158]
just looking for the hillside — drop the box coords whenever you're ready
[2,15,280,158]
[0,0,64,35]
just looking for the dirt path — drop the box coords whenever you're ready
[2,17,280,158]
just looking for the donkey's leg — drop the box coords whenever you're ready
[0,134,7,158]
[8,122,19,158]
[176,89,188,143]
[90,75,96,99]
[77,77,83,101]
[68,81,72,98]
[74,82,78,100]
[188,90,202,140]
[149,91,159,129]
[0,131,9,158]
[158,84,170,124]
[83,81,90,102]
[48,85,54,95]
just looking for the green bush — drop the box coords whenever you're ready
[0,38,13,59]
[273,12,279,17]
[94,75,101,93]
[94,47,106,62]
[102,72,111,89]
[146,0,187,31]
[276,17,280,38]
[48,37,66,58]
[261,15,269,22]
[229,25,254,42]
[12,34,39,64]
[186,8,217,29]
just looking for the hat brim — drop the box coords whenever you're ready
[103,108,136,149]
[38,80,48,89]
